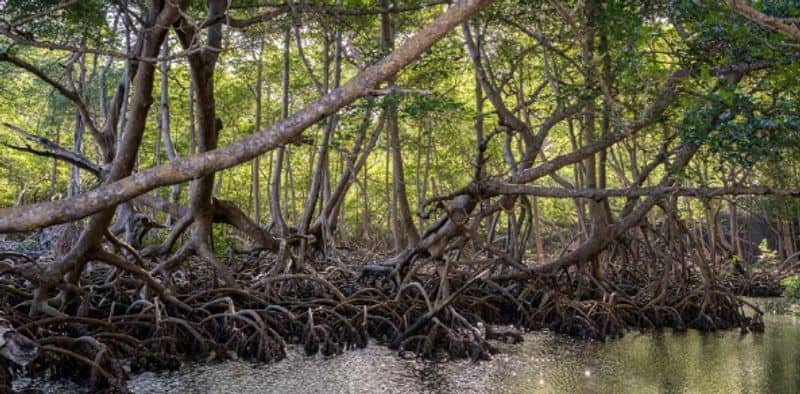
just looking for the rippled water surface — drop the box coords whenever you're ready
[15,298,800,393]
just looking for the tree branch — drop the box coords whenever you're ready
[0,0,498,233]
[478,181,800,199]
[0,54,101,142]
[726,0,800,42]
[1,123,101,176]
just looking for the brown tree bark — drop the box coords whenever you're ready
[251,37,265,224]
[30,0,187,316]
[269,29,292,236]
[0,0,499,234]
[297,25,342,258]
[160,39,181,225]
[383,0,420,250]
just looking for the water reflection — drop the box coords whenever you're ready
[15,299,800,393]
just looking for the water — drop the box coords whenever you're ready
[14,299,800,393]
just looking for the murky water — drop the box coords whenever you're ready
[14,298,800,393]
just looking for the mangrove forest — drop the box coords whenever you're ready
[2,0,800,392]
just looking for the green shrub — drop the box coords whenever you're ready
[781,275,800,300]
[758,239,780,266]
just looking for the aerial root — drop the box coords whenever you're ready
[0,250,777,389]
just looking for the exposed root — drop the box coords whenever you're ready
[0,241,777,390]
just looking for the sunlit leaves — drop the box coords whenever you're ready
[2,0,115,47]
[682,86,800,170]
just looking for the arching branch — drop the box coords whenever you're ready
[0,0,498,233]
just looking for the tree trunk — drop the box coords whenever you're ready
[178,0,238,286]
[32,0,184,316]
[270,29,292,236]
[160,39,181,224]
[382,0,419,250]
[252,37,265,224]
[298,27,342,253]
[68,54,87,198]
